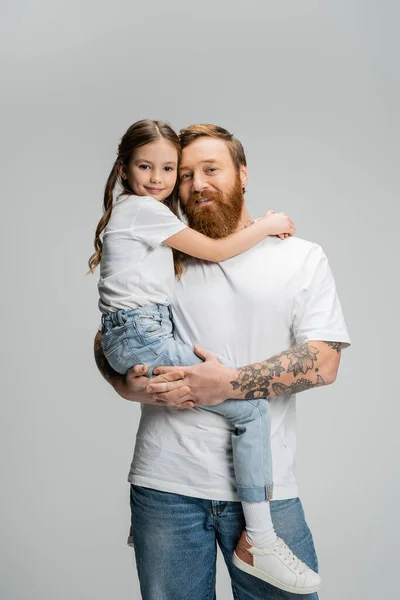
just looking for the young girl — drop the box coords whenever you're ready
[89,120,321,595]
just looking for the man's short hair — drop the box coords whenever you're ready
[179,124,247,170]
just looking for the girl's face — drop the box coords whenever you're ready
[122,138,178,202]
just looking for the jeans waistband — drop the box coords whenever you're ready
[101,304,171,328]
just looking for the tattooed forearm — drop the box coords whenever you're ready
[272,375,325,395]
[94,334,123,387]
[323,341,342,353]
[230,341,339,400]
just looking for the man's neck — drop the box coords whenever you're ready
[237,207,254,231]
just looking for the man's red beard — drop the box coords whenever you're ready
[181,175,244,239]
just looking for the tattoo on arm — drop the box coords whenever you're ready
[94,334,123,386]
[272,375,325,395]
[230,342,333,400]
[286,344,319,376]
[323,341,342,353]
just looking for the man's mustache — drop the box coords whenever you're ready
[188,190,222,204]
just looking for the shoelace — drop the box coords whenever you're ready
[273,542,307,575]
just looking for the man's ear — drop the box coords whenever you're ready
[240,165,248,191]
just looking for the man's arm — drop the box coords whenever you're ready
[145,340,342,406]
[229,341,341,400]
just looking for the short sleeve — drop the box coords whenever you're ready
[291,245,351,348]
[133,197,187,248]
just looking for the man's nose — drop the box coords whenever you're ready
[191,174,208,193]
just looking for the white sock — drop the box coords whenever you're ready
[242,501,278,549]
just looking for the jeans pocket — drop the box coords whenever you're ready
[103,337,142,375]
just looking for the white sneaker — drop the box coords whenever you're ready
[233,532,321,595]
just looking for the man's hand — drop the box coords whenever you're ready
[114,363,151,403]
[121,364,195,408]
[147,345,237,406]
[94,332,194,408]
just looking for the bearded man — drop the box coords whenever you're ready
[94,124,351,600]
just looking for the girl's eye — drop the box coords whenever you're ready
[164,166,174,172]
[139,164,151,170]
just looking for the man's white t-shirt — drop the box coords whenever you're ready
[128,236,351,501]
[98,194,186,314]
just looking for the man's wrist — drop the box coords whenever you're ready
[226,367,243,399]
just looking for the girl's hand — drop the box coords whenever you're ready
[262,209,295,240]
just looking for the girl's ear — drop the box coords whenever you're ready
[118,162,127,180]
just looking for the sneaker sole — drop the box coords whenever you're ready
[232,552,321,595]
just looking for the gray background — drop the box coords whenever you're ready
[1,1,399,598]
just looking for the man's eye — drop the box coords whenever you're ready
[180,173,192,180]
[206,168,217,173]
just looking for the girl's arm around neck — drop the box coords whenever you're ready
[164,215,293,262]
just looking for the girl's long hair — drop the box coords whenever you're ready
[88,119,185,278]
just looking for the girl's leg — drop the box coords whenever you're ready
[148,336,321,592]
[149,330,278,549]
[199,398,278,549]
[217,498,320,600]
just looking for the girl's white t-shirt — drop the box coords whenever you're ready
[98,195,187,314]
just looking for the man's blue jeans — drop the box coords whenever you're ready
[130,485,319,600]
[102,305,273,502]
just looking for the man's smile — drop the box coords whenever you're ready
[195,198,213,205]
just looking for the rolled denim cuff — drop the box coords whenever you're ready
[236,483,273,502]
